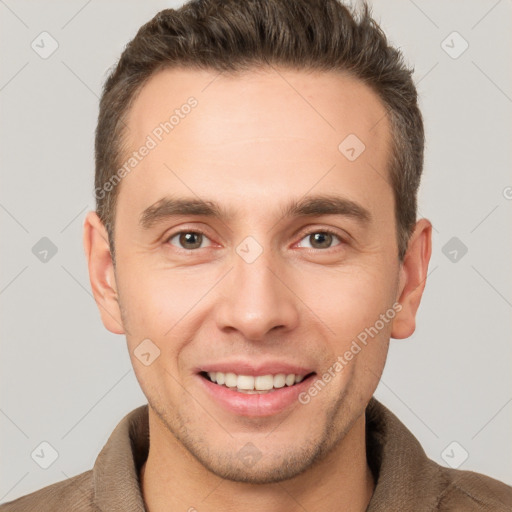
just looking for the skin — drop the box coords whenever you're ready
[83,66,432,512]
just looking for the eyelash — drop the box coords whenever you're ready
[164,227,345,252]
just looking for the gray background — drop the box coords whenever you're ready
[1,0,511,503]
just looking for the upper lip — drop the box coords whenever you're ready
[198,360,315,377]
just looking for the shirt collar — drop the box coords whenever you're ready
[92,404,149,511]
[365,397,447,510]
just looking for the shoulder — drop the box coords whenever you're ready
[436,465,512,511]
[365,398,512,511]
[0,470,94,511]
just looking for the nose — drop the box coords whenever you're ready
[215,244,300,342]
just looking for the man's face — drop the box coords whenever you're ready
[104,67,403,482]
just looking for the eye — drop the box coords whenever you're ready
[166,230,212,250]
[165,228,344,252]
[296,229,344,250]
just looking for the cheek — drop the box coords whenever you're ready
[302,264,396,334]
[116,260,200,334]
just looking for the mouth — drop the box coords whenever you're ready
[200,371,315,394]
[198,368,318,417]
[196,361,317,416]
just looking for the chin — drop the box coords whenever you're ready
[190,443,330,485]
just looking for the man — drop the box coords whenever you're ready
[2,0,511,510]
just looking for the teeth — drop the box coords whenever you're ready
[206,371,307,391]
[285,374,295,386]
[273,374,286,388]
[225,372,237,388]
[237,375,255,390]
[255,375,274,390]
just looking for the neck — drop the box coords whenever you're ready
[140,410,374,512]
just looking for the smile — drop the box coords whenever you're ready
[202,371,312,394]
[197,362,317,416]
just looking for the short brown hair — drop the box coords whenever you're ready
[95,0,424,263]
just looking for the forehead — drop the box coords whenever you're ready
[118,66,393,227]
[126,66,390,150]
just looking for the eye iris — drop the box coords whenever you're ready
[310,232,332,249]
[180,232,202,249]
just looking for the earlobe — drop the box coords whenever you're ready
[83,211,125,334]
[391,218,432,340]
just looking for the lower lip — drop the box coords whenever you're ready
[198,374,315,417]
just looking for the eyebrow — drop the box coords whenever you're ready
[139,194,372,230]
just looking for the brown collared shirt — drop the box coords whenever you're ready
[1,398,511,511]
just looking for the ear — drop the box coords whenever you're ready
[83,211,125,334]
[391,218,432,339]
